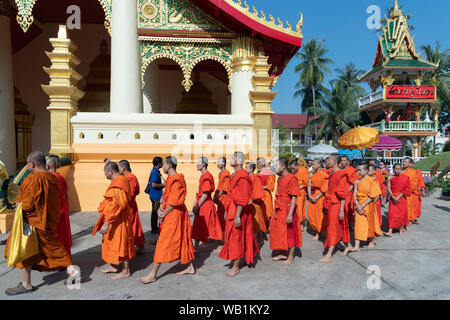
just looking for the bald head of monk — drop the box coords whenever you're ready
[104,161,121,180]
[196,156,208,172]
[357,163,369,178]
[245,162,256,175]
[48,154,61,169]
[368,164,377,178]
[163,156,177,175]
[118,160,132,175]
[27,151,47,173]
[339,156,350,169]
[231,151,245,169]
[368,159,377,167]
[326,155,341,170]
[311,159,323,173]
[217,157,226,170]
[289,160,299,175]
[275,157,289,176]
[46,156,58,172]
[393,163,402,176]
[256,157,266,170]
[402,157,413,170]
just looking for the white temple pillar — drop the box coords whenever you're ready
[110,0,142,114]
[0,1,17,174]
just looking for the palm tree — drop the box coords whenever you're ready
[305,81,361,144]
[294,38,334,139]
[332,63,366,97]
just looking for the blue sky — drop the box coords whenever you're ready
[248,0,450,114]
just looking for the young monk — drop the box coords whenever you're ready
[290,159,308,231]
[369,159,386,209]
[246,162,266,246]
[138,156,195,284]
[46,156,73,260]
[320,155,351,262]
[118,160,145,254]
[384,164,411,236]
[411,159,425,223]
[339,155,358,225]
[92,161,135,280]
[352,163,382,252]
[212,157,230,253]
[269,157,302,266]
[192,157,222,251]
[257,157,275,224]
[307,159,328,240]
[368,165,383,227]
[5,151,78,295]
[219,151,259,277]
[401,157,419,224]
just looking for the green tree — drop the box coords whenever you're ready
[332,63,366,97]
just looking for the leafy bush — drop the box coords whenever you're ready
[444,140,450,152]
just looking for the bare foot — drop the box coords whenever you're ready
[341,246,352,256]
[405,226,411,231]
[101,266,119,274]
[318,256,333,263]
[212,245,223,254]
[281,259,294,266]
[176,265,196,275]
[383,232,392,237]
[226,269,240,278]
[138,275,157,284]
[312,234,319,240]
[350,247,360,252]
[368,243,375,249]
[111,271,131,280]
[272,255,288,261]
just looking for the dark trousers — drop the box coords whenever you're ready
[151,200,161,233]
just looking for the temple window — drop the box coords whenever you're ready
[79,132,85,139]
[98,133,103,139]
[153,133,159,140]
[134,133,140,140]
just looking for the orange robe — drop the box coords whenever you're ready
[92,175,135,265]
[343,165,358,224]
[308,170,328,233]
[354,177,381,241]
[373,178,383,226]
[192,171,222,244]
[214,169,230,230]
[4,171,72,271]
[415,170,425,218]
[259,169,275,221]
[125,172,145,247]
[294,167,309,223]
[219,169,259,264]
[153,173,195,264]
[51,171,73,260]
[388,175,411,229]
[401,168,419,221]
[375,169,386,197]
[250,174,266,233]
[323,170,349,247]
[269,173,302,250]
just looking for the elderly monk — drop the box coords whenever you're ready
[307,159,328,240]
[219,152,259,277]
[4,151,77,296]
[351,164,381,252]
[257,157,275,223]
[384,164,411,237]
[118,160,145,254]
[320,155,351,262]
[290,159,308,231]
[138,156,195,284]
[92,161,135,280]
[212,157,230,253]
[401,157,419,224]
[192,157,222,251]
[46,157,73,260]
[339,155,358,225]
[246,162,266,246]
[368,165,383,227]
[270,158,301,266]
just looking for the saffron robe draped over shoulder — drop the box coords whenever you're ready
[192,171,222,244]
[307,170,328,233]
[214,169,230,230]
[153,173,195,264]
[219,169,259,264]
[376,169,386,197]
[354,177,381,241]
[401,168,419,221]
[415,169,425,219]
[388,175,411,229]
[125,172,145,247]
[294,167,309,223]
[373,178,383,226]
[92,175,135,265]
[259,169,275,221]
[343,165,358,224]
[269,173,302,250]
[250,173,266,233]
[4,171,72,271]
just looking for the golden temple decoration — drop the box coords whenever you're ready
[296,12,303,33]
[269,14,275,25]
[14,0,37,32]
[232,36,258,73]
[98,0,112,34]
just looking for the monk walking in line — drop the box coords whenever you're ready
[138,156,195,284]
[118,160,145,254]
[320,155,351,262]
[290,159,308,232]
[192,157,222,251]
[5,151,78,295]
[384,164,411,236]
[401,157,419,224]
[212,157,230,253]
[257,157,275,224]
[246,162,266,246]
[219,152,259,277]
[307,159,328,240]
[92,161,135,280]
[339,156,358,226]
[411,159,425,223]
[369,159,386,212]
[368,165,383,227]
[46,156,73,260]
[351,164,381,252]
[270,158,301,265]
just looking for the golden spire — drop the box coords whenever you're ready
[390,0,402,19]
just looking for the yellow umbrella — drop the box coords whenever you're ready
[338,126,380,159]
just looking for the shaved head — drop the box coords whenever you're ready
[234,151,245,165]
[28,151,46,168]
[118,160,132,172]
[104,161,120,173]
[46,157,58,171]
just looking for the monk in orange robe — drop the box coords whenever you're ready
[5,151,77,296]
[290,159,308,231]
[118,160,145,254]
[246,162,266,245]
[138,156,195,284]
[46,156,73,260]
[307,159,328,240]
[385,163,411,236]
[219,151,259,277]
[412,159,425,222]
[92,161,135,280]
[257,157,275,223]
[401,157,419,224]
[192,157,222,250]
[270,158,302,265]
[212,157,230,253]
[320,155,351,262]
[339,156,358,225]
[352,163,381,251]
[368,165,383,226]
